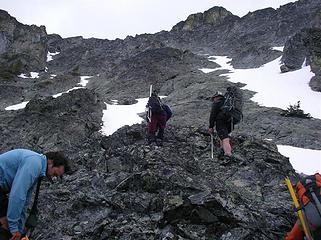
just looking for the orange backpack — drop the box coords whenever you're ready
[296,173,321,206]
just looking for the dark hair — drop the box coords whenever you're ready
[151,91,158,97]
[45,151,71,173]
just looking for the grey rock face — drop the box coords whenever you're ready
[172,6,235,32]
[281,28,321,91]
[0,88,104,155]
[162,0,321,68]
[31,125,297,239]
[0,1,320,239]
[89,47,218,102]
[0,10,47,76]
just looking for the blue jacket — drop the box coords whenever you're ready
[0,149,47,233]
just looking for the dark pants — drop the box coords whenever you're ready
[148,115,167,141]
[216,114,232,140]
[0,189,8,218]
[0,228,11,240]
[0,189,10,240]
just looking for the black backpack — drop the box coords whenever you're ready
[221,86,243,124]
[148,95,164,114]
[162,104,172,121]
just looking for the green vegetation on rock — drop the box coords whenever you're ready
[281,101,312,119]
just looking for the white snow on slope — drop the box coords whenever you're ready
[5,101,29,110]
[205,56,320,119]
[47,51,60,62]
[278,145,321,175]
[100,98,149,136]
[200,51,321,175]
[18,72,40,79]
[5,76,92,110]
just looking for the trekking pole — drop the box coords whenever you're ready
[310,190,321,217]
[210,134,214,159]
[147,85,153,122]
[285,177,313,240]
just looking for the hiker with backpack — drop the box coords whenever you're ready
[156,103,172,144]
[0,149,70,240]
[146,91,170,145]
[208,86,243,164]
[285,173,321,240]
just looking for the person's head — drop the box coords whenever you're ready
[45,152,70,178]
[211,91,224,101]
[151,90,158,97]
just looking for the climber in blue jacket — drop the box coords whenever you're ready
[0,149,70,240]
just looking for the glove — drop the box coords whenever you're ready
[10,231,21,240]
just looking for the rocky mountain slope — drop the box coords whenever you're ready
[0,10,47,77]
[33,125,297,239]
[281,28,321,91]
[0,0,321,239]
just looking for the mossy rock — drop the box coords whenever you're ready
[71,65,80,76]
[204,7,232,25]
[310,55,321,74]
[0,60,23,79]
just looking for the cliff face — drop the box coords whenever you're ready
[173,6,236,32]
[0,10,47,79]
[164,0,321,68]
[281,28,321,91]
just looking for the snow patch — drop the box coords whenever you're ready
[277,145,321,175]
[47,51,60,62]
[100,98,148,136]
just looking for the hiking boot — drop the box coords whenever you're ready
[156,139,164,146]
[217,148,224,160]
[147,135,156,145]
[221,155,233,165]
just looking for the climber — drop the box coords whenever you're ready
[0,149,70,240]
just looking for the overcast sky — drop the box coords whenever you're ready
[1,0,296,40]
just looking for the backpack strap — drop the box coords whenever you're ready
[301,175,321,218]
[24,177,42,235]
[31,177,42,214]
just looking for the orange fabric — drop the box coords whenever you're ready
[296,173,321,205]
[296,181,309,205]
[316,173,321,187]
[286,221,304,240]
[288,173,321,239]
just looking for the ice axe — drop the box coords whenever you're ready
[210,134,214,159]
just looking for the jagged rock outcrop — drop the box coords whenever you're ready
[172,7,236,32]
[46,34,165,76]
[0,10,47,78]
[163,0,321,68]
[0,88,104,156]
[89,47,218,102]
[281,28,321,91]
[0,72,82,110]
[31,125,298,239]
